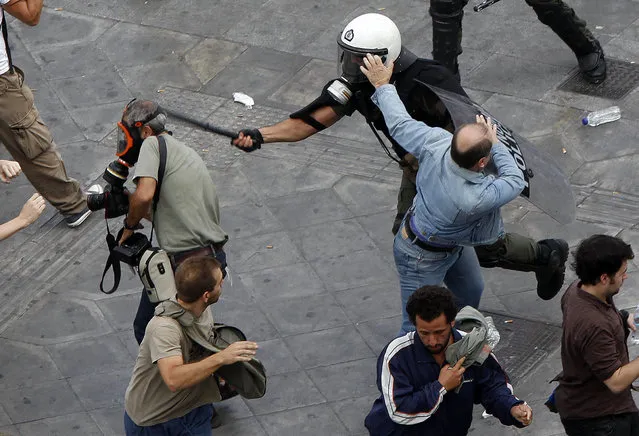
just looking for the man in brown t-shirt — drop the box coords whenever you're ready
[557,234,638,436]
[123,256,258,435]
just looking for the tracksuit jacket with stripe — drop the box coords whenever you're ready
[364,330,525,435]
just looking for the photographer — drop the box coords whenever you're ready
[123,256,258,435]
[115,99,228,346]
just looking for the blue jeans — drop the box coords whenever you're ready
[124,404,213,436]
[394,228,484,335]
[133,249,227,344]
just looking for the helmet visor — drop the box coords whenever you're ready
[337,39,388,83]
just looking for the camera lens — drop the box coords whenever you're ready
[103,160,129,187]
[87,192,106,211]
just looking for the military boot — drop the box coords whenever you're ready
[526,0,606,84]
[535,239,569,300]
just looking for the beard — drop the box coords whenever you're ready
[426,329,453,354]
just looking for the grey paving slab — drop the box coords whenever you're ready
[116,331,141,361]
[307,357,379,402]
[527,134,585,179]
[571,154,639,193]
[311,249,397,292]
[201,64,295,103]
[67,102,124,142]
[43,0,148,23]
[118,60,203,96]
[562,118,639,162]
[213,300,279,342]
[0,339,62,390]
[465,54,572,100]
[257,404,350,436]
[253,339,302,376]
[355,211,397,256]
[32,43,115,81]
[499,289,564,325]
[2,296,113,345]
[96,293,142,332]
[245,370,325,415]
[267,189,355,230]
[9,9,114,50]
[184,38,248,85]
[290,219,377,262]
[261,294,350,336]
[46,334,133,378]
[237,262,326,302]
[269,58,334,109]
[0,380,84,423]
[211,396,254,424]
[68,368,130,410]
[335,281,402,324]
[221,201,283,239]
[284,326,374,369]
[355,316,403,356]
[329,394,378,435]
[0,405,11,427]
[217,417,268,436]
[518,211,621,247]
[0,426,19,436]
[52,71,132,110]
[57,140,118,185]
[98,22,200,69]
[88,407,125,436]
[333,177,397,217]
[16,412,103,436]
[225,230,303,274]
[208,166,260,208]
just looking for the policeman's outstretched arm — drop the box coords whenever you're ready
[232,106,342,151]
[3,0,44,26]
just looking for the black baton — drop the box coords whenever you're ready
[162,107,238,139]
[473,0,504,12]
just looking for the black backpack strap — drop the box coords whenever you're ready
[149,135,167,245]
[1,11,13,73]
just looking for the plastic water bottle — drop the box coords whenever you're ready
[632,304,639,345]
[582,106,621,127]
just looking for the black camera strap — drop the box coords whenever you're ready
[99,135,168,294]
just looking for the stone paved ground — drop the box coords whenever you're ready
[0,0,639,435]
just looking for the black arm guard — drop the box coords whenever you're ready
[289,80,356,131]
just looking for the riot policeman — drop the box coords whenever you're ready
[431,0,606,83]
[232,13,569,301]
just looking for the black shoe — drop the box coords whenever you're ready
[65,207,92,228]
[535,239,569,300]
[577,44,606,84]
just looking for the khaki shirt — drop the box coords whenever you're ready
[124,316,220,426]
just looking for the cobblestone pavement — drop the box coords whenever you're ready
[1,1,638,435]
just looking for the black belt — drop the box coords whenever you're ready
[404,219,456,253]
[171,241,226,267]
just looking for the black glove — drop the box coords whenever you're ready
[232,128,263,152]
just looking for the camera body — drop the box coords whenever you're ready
[87,159,132,218]
[112,232,150,266]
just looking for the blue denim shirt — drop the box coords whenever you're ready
[371,84,525,246]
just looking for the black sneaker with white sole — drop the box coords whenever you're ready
[65,184,103,228]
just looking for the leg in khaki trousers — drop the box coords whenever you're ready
[0,67,85,215]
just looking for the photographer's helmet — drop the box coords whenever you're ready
[337,13,402,83]
[116,99,167,166]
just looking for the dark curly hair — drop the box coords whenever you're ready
[572,235,634,286]
[406,285,458,326]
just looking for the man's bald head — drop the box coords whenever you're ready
[450,123,493,170]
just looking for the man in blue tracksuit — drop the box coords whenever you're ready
[365,285,533,435]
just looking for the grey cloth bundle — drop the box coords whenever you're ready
[445,306,500,368]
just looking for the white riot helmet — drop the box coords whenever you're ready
[337,13,402,83]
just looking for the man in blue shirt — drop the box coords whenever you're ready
[365,285,532,435]
[361,53,526,334]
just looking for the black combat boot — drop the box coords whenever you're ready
[535,239,569,300]
[526,0,606,84]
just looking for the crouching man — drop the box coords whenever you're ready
[123,256,258,435]
[365,285,532,435]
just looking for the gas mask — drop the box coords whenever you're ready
[87,99,167,218]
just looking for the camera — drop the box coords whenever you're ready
[87,159,131,218]
[112,232,150,266]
